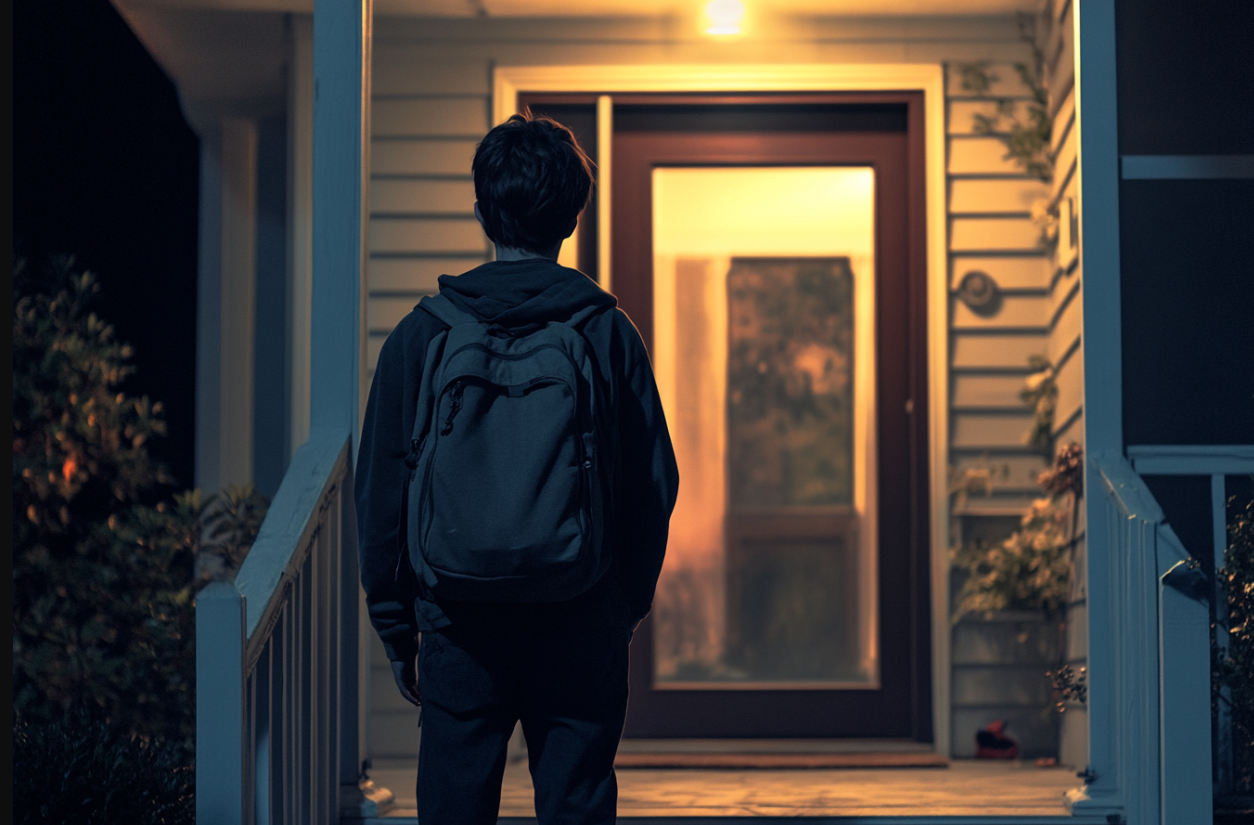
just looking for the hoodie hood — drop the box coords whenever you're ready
[436,259,616,328]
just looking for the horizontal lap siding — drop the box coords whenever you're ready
[373,97,489,137]
[370,217,485,254]
[948,136,1023,176]
[945,58,1072,759]
[373,139,479,176]
[371,179,476,215]
[953,295,1050,330]
[947,99,1039,134]
[952,334,1046,369]
[367,49,491,387]
[949,178,1050,213]
[953,413,1039,449]
[950,255,1048,290]
[945,62,1049,520]
[952,374,1032,407]
[952,454,1050,497]
[369,257,484,293]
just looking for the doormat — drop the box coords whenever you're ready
[613,752,949,769]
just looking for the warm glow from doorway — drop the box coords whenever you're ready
[652,166,880,688]
[703,0,744,35]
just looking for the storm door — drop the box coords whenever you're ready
[611,96,932,740]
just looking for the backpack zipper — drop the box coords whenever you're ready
[440,380,467,435]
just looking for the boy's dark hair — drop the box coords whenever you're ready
[473,111,595,254]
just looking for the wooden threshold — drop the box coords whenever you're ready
[613,752,949,769]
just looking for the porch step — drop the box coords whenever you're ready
[358,760,1098,823]
[358,812,1103,817]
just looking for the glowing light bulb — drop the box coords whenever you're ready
[704,0,744,36]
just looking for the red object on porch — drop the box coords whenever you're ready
[974,720,1019,759]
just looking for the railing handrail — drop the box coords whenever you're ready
[234,429,350,665]
[1127,443,1254,476]
[1095,453,1196,567]
[197,427,356,825]
[1095,453,1168,525]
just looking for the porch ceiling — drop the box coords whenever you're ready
[112,0,1032,129]
[118,0,1036,18]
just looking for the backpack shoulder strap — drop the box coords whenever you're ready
[419,292,479,328]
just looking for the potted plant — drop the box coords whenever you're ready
[949,439,1082,760]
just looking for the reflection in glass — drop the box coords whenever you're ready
[651,167,878,688]
[727,257,854,508]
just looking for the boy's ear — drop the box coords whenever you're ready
[473,202,485,228]
[562,217,578,240]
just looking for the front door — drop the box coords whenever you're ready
[610,95,932,740]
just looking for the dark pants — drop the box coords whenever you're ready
[416,578,632,825]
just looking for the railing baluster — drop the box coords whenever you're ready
[318,512,333,823]
[271,608,285,825]
[299,558,310,825]
[286,592,296,825]
[246,656,257,825]
[253,645,269,825]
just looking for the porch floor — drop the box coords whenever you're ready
[370,758,1083,819]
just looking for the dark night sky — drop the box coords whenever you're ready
[15,0,200,490]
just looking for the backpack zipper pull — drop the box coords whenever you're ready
[440,380,467,435]
[404,437,424,474]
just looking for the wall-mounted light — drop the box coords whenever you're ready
[957,269,1002,316]
[704,0,744,36]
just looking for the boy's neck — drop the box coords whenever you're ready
[494,242,561,262]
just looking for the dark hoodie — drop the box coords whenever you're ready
[355,259,679,667]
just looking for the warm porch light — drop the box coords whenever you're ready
[704,0,744,35]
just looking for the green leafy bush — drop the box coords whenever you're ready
[14,713,194,825]
[13,255,200,756]
[12,256,268,770]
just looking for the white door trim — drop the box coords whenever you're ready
[494,63,951,754]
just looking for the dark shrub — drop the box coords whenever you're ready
[14,713,194,824]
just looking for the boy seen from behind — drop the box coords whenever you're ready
[356,111,679,824]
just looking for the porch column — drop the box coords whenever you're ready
[310,0,374,814]
[195,117,258,493]
[1073,0,1126,820]
[288,15,314,460]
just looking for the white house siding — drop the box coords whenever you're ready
[363,13,1033,764]
[944,54,1061,759]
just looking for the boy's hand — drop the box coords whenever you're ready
[391,656,420,706]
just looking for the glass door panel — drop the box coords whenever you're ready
[651,167,878,689]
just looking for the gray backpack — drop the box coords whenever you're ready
[403,293,611,602]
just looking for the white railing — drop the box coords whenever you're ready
[1128,444,1254,804]
[1067,453,1212,824]
[197,430,361,824]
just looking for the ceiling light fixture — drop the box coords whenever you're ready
[704,0,744,36]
